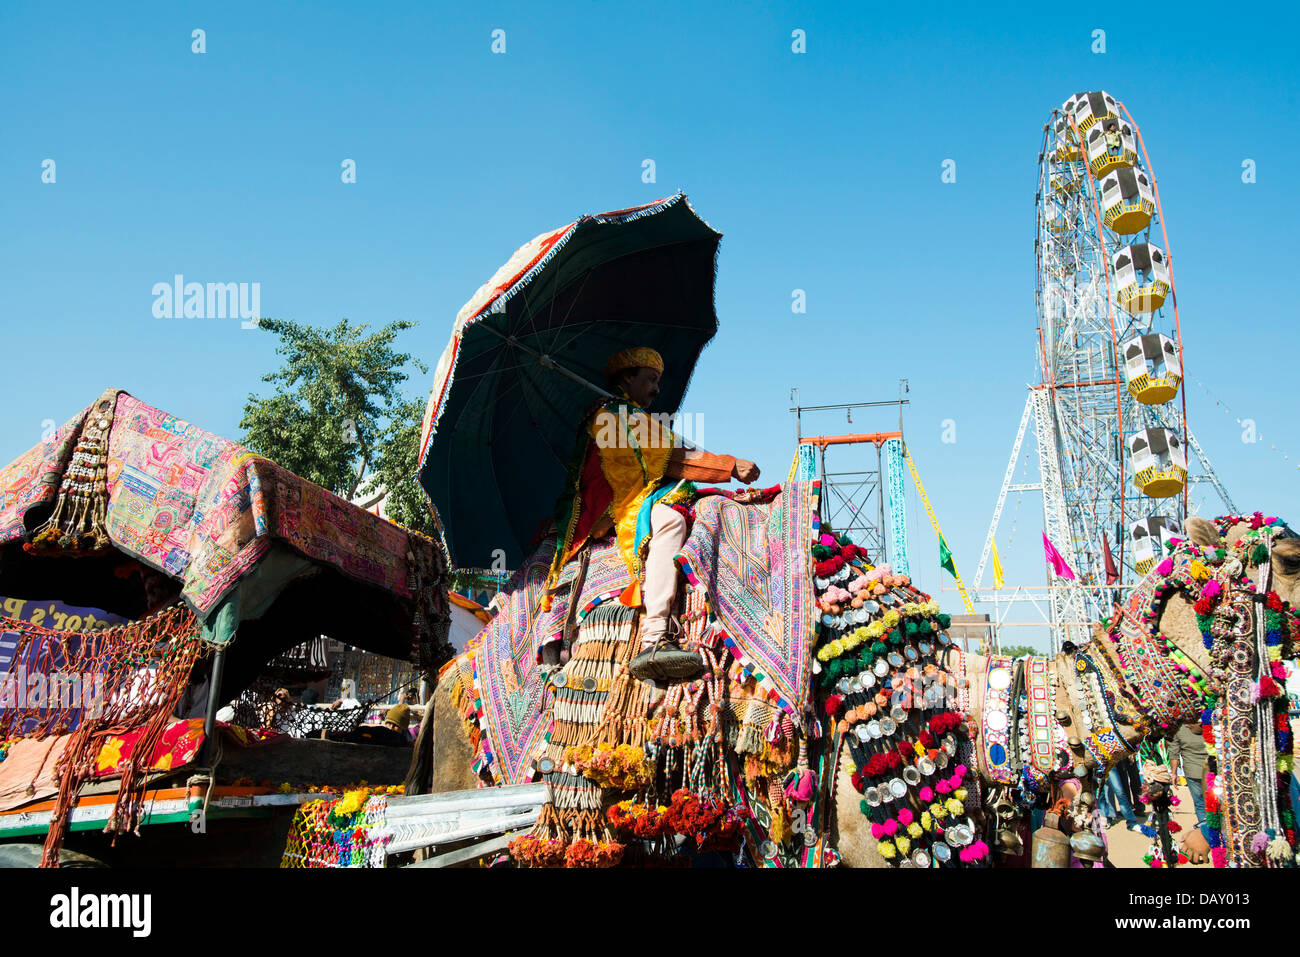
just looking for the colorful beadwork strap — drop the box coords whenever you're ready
[1024,656,1055,774]
[982,655,1016,785]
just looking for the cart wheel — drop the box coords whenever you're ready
[0,842,108,868]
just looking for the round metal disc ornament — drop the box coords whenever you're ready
[864,787,882,807]
[862,599,881,614]
[581,676,598,692]
[551,672,568,688]
[815,577,830,590]
[936,751,950,770]
[866,720,882,739]
[942,736,957,756]
[880,716,897,736]
[888,652,904,668]
[878,593,896,606]
[838,677,853,695]
[917,755,936,776]
[912,849,931,868]
[903,766,921,786]
[889,778,908,799]
[918,641,933,655]
[854,724,871,742]
[860,672,876,690]
[537,757,555,774]
[874,659,890,677]
[891,705,908,723]
[849,677,863,693]
[933,842,951,863]
[852,608,868,624]
[905,646,919,661]
[761,840,779,860]
[937,632,951,646]
[821,613,837,627]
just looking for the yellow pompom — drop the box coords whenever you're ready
[946,798,964,816]
[895,836,911,854]
[954,787,968,802]
[1189,560,1210,581]
[878,841,897,859]
[921,811,933,830]
[930,802,947,820]
[908,822,923,838]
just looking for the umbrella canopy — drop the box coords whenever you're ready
[417,193,722,570]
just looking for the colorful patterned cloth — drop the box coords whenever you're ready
[675,482,820,721]
[0,391,441,623]
[451,534,631,785]
[0,411,86,543]
[468,538,558,784]
[91,717,206,778]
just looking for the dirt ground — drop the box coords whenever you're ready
[1102,781,1207,868]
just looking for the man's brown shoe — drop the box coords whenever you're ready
[629,638,706,682]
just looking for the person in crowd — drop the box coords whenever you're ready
[1168,719,1210,863]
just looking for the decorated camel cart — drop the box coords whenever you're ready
[0,387,452,866]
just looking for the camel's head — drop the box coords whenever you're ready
[1186,514,1300,608]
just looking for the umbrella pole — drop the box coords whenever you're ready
[479,325,714,454]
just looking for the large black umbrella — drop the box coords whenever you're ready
[417,193,722,569]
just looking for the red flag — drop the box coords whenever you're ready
[1042,532,1076,580]
[1102,531,1120,585]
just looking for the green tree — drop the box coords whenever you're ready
[999,643,1044,658]
[240,317,436,536]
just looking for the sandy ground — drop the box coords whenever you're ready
[1102,781,1207,868]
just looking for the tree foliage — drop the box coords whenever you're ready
[998,643,1044,659]
[240,317,436,536]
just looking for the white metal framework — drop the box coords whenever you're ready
[973,92,1235,651]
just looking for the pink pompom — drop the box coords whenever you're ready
[1155,558,1174,577]
[1211,847,1227,868]
[1202,580,1222,599]
[898,808,913,825]
[1272,661,1288,681]
[871,822,884,840]
[883,819,898,836]
[936,780,951,795]
[969,841,989,860]
[920,787,934,802]
[954,764,967,778]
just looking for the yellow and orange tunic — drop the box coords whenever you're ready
[544,395,735,610]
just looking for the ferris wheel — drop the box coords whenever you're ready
[974,91,1236,651]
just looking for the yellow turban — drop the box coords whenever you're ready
[604,347,664,380]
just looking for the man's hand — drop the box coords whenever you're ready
[1181,827,1210,864]
[732,460,760,485]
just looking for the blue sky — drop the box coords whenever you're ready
[3,2,1296,649]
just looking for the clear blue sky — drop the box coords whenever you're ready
[3,2,1296,649]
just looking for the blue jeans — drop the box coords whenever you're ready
[1099,766,1138,827]
[1186,776,1206,830]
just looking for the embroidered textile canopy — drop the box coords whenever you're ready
[417,192,722,569]
[0,389,449,681]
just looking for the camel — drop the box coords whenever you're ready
[418,514,1300,868]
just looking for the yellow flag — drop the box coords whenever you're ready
[992,540,1005,591]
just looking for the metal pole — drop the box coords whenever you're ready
[876,442,886,564]
[200,646,228,767]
